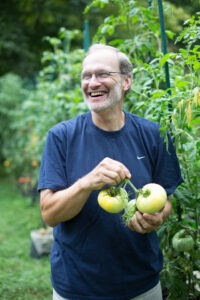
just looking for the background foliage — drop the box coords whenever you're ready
[0,0,198,77]
[0,1,199,299]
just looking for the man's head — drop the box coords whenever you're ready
[81,44,133,113]
[86,44,133,82]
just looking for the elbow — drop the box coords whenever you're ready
[41,211,57,228]
[40,198,58,228]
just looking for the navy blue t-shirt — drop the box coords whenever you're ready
[38,112,183,300]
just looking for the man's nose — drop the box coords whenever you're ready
[88,74,101,85]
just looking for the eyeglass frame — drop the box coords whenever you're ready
[80,71,127,82]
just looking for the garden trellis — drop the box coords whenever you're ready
[84,19,90,51]
[149,0,172,112]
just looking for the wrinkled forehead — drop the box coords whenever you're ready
[82,49,120,72]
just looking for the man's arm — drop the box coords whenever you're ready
[40,179,92,227]
[40,157,131,227]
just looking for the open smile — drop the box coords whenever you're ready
[89,91,108,98]
[86,90,109,104]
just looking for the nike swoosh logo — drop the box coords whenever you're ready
[137,156,145,160]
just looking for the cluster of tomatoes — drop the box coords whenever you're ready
[97,180,167,225]
[98,180,199,256]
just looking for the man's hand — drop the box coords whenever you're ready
[128,210,164,234]
[128,200,172,234]
[80,157,131,191]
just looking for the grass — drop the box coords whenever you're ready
[0,177,52,300]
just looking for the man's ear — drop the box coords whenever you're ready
[122,75,132,92]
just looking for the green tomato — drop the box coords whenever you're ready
[136,183,167,214]
[172,229,194,252]
[98,187,128,213]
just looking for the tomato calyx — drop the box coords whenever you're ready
[107,187,121,197]
[141,189,151,197]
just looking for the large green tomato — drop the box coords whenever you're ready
[172,229,194,252]
[98,187,128,213]
[136,183,167,214]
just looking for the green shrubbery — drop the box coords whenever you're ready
[1,28,87,186]
[0,1,199,299]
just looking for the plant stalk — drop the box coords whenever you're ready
[123,179,140,197]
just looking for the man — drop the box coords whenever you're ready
[38,44,183,300]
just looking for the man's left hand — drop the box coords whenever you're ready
[128,210,164,234]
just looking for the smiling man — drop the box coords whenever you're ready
[38,44,183,300]
[81,45,131,114]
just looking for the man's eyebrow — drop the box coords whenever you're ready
[82,69,111,74]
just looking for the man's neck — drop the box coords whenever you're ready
[91,109,125,131]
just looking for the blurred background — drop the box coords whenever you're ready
[0,1,199,299]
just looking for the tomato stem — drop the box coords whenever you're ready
[123,179,140,197]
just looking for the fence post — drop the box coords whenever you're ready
[83,20,90,51]
[157,0,172,105]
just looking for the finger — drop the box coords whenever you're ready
[96,171,122,186]
[143,212,163,227]
[128,215,147,234]
[91,169,125,188]
[100,158,131,179]
[131,211,160,233]
[101,171,123,185]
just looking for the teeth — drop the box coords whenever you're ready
[91,92,104,97]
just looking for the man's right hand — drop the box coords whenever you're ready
[80,157,131,191]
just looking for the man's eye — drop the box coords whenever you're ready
[98,72,109,78]
[82,74,91,80]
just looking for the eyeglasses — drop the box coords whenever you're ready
[81,71,126,82]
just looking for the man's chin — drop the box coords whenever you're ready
[86,101,109,113]
[85,97,119,113]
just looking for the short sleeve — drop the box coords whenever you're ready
[153,132,183,195]
[38,128,68,191]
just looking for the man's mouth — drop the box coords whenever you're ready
[90,91,106,97]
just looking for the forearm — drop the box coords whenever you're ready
[40,177,93,227]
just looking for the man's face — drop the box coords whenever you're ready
[81,50,125,112]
